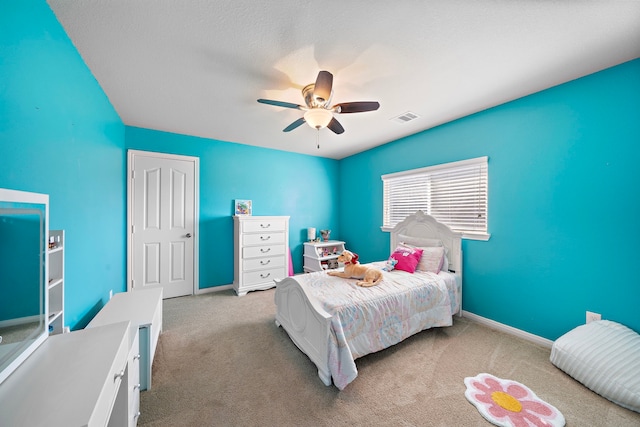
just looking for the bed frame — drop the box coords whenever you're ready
[274,211,462,386]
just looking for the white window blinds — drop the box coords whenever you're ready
[382,157,488,239]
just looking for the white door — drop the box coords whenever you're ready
[128,150,199,298]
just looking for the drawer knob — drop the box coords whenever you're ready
[260,273,271,278]
[260,223,271,228]
[114,370,125,382]
[260,248,271,253]
[260,260,271,265]
[260,235,271,240]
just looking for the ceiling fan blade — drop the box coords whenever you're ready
[314,71,333,103]
[327,117,344,134]
[283,117,306,132]
[257,99,303,110]
[334,101,380,114]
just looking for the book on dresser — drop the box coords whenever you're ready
[233,215,290,296]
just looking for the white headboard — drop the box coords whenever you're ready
[389,210,462,275]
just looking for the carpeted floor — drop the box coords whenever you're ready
[139,288,640,426]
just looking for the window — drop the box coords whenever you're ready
[382,156,489,240]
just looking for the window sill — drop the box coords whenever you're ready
[461,233,490,241]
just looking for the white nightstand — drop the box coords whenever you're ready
[303,240,346,272]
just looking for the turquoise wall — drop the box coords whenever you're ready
[1,0,126,329]
[125,127,340,286]
[3,0,638,341]
[340,59,640,340]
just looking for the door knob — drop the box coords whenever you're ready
[185,233,192,238]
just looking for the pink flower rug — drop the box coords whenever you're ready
[464,373,565,427]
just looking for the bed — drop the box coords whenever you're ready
[274,211,462,389]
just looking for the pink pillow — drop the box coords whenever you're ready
[390,246,423,273]
[399,242,447,273]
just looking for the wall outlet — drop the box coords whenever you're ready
[586,311,601,323]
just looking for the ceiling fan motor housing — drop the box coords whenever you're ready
[303,83,331,108]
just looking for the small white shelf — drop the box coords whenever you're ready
[47,230,65,335]
[48,278,63,290]
[303,240,346,273]
[48,310,62,322]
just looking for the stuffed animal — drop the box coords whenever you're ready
[382,257,398,272]
[327,249,383,287]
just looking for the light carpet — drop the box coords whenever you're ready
[139,288,640,426]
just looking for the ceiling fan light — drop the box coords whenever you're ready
[304,108,333,129]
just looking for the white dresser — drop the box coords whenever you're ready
[0,322,132,427]
[233,215,289,296]
[88,288,163,395]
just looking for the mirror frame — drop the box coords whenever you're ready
[0,188,49,385]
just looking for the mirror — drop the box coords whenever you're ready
[0,189,48,385]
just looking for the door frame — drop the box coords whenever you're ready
[127,149,200,295]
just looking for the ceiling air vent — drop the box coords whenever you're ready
[391,111,420,124]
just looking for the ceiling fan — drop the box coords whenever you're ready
[257,70,380,135]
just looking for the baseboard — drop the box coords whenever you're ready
[0,314,41,328]
[196,284,233,295]
[462,310,554,349]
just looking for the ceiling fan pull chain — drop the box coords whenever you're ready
[316,129,320,149]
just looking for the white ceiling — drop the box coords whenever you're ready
[47,1,640,160]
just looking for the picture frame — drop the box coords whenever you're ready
[234,199,252,216]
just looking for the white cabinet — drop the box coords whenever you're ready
[125,329,141,427]
[233,215,289,296]
[88,287,163,393]
[0,321,131,426]
[303,240,346,273]
[47,230,64,334]
[87,288,163,426]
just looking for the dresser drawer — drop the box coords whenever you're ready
[243,267,286,285]
[92,323,130,426]
[243,255,285,271]
[243,219,287,233]
[243,232,285,246]
[129,330,141,427]
[243,244,285,259]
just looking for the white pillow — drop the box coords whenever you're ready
[551,320,640,413]
[418,246,445,273]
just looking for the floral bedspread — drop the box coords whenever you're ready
[295,262,459,390]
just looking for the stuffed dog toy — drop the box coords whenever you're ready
[327,249,383,287]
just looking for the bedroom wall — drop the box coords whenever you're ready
[0,0,126,329]
[125,127,340,287]
[338,59,640,341]
[4,0,637,341]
